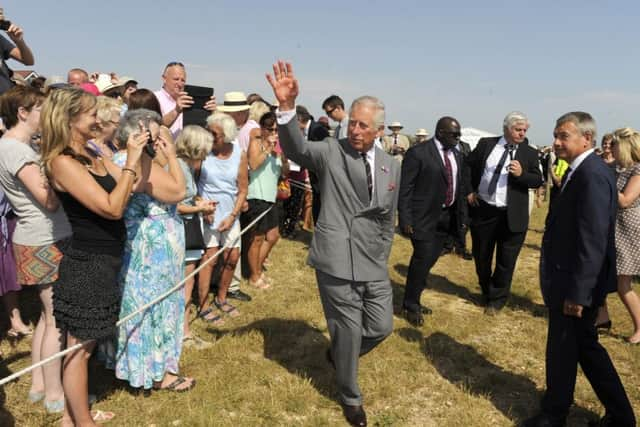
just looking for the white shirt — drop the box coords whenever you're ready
[433,137,458,205]
[561,148,594,191]
[336,116,349,139]
[478,137,518,207]
[277,107,375,200]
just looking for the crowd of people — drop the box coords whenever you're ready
[0,16,638,427]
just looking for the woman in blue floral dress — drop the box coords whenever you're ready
[112,109,195,391]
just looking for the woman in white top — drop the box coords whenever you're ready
[0,86,72,413]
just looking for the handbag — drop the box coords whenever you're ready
[183,213,205,250]
[277,177,291,200]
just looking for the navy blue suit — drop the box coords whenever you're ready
[539,152,635,426]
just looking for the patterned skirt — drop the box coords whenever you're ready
[13,239,67,285]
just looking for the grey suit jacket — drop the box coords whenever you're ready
[278,116,401,283]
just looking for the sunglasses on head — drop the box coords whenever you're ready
[166,61,184,68]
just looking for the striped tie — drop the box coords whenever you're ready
[361,153,372,201]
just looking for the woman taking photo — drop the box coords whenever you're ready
[197,112,248,323]
[0,85,72,413]
[41,87,147,425]
[112,109,194,392]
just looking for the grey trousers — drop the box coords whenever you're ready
[316,269,393,406]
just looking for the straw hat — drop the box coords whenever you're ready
[415,128,429,136]
[217,91,250,112]
[388,121,403,129]
[94,74,116,93]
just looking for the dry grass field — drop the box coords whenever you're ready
[1,202,638,426]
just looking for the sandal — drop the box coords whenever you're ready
[153,376,196,393]
[249,277,270,290]
[197,308,225,326]
[213,298,240,318]
[91,409,115,423]
[183,335,213,350]
[260,273,274,285]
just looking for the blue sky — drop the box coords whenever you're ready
[5,0,640,145]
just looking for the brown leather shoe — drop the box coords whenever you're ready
[342,404,367,427]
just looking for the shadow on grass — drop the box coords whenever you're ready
[396,329,598,426]
[224,318,337,402]
[393,264,547,318]
[0,351,24,427]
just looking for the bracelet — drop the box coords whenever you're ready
[122,168,137,178]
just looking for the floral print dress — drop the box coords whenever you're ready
[113,153,186,389]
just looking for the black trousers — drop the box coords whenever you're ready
[470,202,526,308]
[403,207,454,312]
[542,307,635,426]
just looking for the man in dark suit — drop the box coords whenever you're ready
[399,117,467,326]
[268,61,400,427]
[443,139,473,259]
[466,111,542,313]
[297,105,330,224]
[525,112,635,427]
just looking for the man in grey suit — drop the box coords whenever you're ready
[267,61,400,427]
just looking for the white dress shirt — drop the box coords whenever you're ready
[561,148,594,191]
[433,137,458,205]
[478,137,518,207]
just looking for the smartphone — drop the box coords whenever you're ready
[143,129,156,158]
[0,20,11,31]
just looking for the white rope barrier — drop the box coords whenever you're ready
[0,206,273,387]
[287,178,312,191]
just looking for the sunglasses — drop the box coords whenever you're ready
[166,61,184,68]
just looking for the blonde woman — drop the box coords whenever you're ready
[175,125,215,347]
[596,127,640,344]
[41,87,147,426]
[87,96,122,158]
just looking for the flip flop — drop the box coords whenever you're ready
[249,277,270,290]
[197,308,225,326]
[213,298,240,318]
[153,376,196,393]
[91,409,115,423]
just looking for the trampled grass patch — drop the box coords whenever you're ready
[1,203,638,426]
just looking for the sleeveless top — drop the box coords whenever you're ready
[55,171,126,256]
[248,153,282,203]
[197,142,242,230]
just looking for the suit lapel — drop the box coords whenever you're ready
[373,146,388,205]
[340,139,370,205]
[427,140,447,182]
[481,137,500,167]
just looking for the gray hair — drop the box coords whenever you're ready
[116,108,162,148]
[350,96,385,129]
[175,125,214,160]
[206,112,238,143]
[555,111,598,144]
[503,111,529,132]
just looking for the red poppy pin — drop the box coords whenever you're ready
[388,182,396,191]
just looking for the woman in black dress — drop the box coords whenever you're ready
[40,87,147,426]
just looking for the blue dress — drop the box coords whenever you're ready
[112,153,186,389]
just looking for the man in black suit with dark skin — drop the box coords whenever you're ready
[466,112,542,314]
[399,117,467,326]
[443,139,473,259]
[524,112,635,427]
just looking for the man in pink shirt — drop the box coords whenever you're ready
[154,62,216,139]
